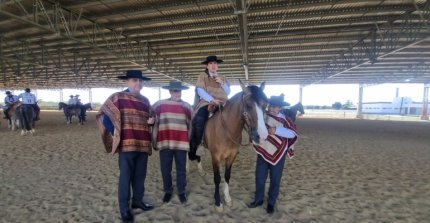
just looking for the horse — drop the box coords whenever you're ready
[58,102,84,124]
[196,80,269,211]
[5,102,21,131]
[17,104,36,135]
[79,103,92,123]
[281,102,305,122]
[83,103,92,111]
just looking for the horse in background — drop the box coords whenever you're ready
[5,102,21,130]
[281,102,305,123]
[79,103,92,123]
[17,104,36,135]
[58,102,84,124]
[196,80,268,211]
[83,103,92,111]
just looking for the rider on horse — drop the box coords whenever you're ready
[67,95,75,105]
[18,88,40,121]
[67,94,86,121]
[3,91,19,120]
[189,55,231,161]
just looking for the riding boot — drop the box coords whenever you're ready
[189,115,206,161]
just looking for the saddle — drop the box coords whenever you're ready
[207,104,222,119]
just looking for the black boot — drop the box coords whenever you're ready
[266,204,275,214]
[188,141,199,161]
[120,210,134,223]
[247,200,263,208]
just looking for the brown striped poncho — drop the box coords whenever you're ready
[96,91,152,154]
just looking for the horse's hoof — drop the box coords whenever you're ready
[215,204,223,213]
[225,200,232,207]
[20,131,25,136]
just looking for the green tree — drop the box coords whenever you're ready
[332,102,342,110]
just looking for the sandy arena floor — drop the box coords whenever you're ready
[0,111,429,223]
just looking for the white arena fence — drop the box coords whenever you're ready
[303,109,424,121]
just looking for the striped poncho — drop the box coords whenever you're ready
[151,99,193,151]
[96,91,152,154]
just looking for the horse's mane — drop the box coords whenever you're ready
[248,85,267,104]
[228,85,267,105]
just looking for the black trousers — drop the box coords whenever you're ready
[118,151,149,214]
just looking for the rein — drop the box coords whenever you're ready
[218,93,252,147]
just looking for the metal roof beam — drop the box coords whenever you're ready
[311,1,430,84]
[0,0,189,84]
[235,0,248,80]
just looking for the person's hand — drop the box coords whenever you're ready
[210,99,223,106]
[147,117,155,125]
[214,76,224,85]
[268,127,276,135]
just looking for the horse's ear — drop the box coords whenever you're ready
[239,79,246,91]
[260,81,266,91]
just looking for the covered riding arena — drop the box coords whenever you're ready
[1,1,430,222]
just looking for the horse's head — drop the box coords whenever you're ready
[85,103,93,111]
[297,102,305,114]
[239,80,268,145]
[58,102,66,110]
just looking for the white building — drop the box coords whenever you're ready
[362,97,423,115]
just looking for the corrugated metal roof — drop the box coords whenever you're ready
[0,0,429,89]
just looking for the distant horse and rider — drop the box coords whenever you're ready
[189,80,269,211]
[58,102,92,125]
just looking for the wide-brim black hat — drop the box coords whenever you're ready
[162,81,189,90]
[117,70,151,81]
[268,95,288,107]
[69,95,74,97]
[202,55,223,64]
[6,91,11,94]
[25,88,31,92]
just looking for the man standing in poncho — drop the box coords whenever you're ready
[151,81,193,204]
[248,95,298,214]
[96,70,154,223]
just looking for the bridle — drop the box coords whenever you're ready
[219,92,255,146]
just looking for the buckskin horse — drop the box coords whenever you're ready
[191,80,269,211]
[58,102,84,124]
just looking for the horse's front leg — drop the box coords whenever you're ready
[224,152,238,207]
[212,158,223,212]
[8,118,12,129]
